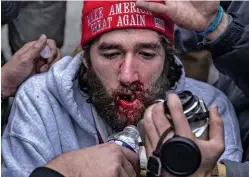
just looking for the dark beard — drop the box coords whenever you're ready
[85,67,170,132]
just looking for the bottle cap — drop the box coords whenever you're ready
[40,46,51,59]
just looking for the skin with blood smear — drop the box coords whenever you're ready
[85,29,168,131]
[115,83,145,124]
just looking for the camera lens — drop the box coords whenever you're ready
[160,136,201,176]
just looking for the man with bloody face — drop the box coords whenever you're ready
[79,32,175,132]
[78,1,182,132]
[2,1,242,177]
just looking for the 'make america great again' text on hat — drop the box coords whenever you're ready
[81,1,174,46]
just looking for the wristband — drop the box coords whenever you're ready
[198,6,224,36]
[201,14,244,57]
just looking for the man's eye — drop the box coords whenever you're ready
[103,53,121,59]
[139,52,156,59]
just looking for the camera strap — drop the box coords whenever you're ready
[147,126,174,177]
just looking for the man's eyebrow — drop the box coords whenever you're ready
[135,43,162,50]
[98,42,123,51]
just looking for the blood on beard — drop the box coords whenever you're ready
[114,82,146,125]
[84,63,169,131]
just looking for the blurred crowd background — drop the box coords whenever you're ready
[2,1,82,59]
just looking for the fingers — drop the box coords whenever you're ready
[102,143,138,177]
[14,41,36,57]
[35,60,47,73]
[39,64,50,73]
[136,0,219,32]
[144,134,153,157]
[121,147,139,174]
[46,39,58,64]
[143,104,160,150]
[121,158,137,177]
[19,34,47,65]
[136,1,166,14]
[167,94,193,138]
[46,40,61,70]
[38,40,61,73]
[119,147,139,177]
[119,168,130,177]
[38,47,61,73]
[143,102,173,157]
[209,105,224,143]
[151,102,171,136]
[50,48,61,66]
[137,119,145,143]
[56,48,61,59]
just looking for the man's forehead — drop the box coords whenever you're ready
[95,29,162,47]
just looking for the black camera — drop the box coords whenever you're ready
[147,91,209,177]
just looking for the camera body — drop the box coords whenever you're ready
[164,90,209,139]
[147,90,209,176]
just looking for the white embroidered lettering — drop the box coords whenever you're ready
[117,15,123,26]
[130,2,136,13]
[87,7,104,26]
[123,2,129,13]
[116,3,122,14]
[116,14,145,27]
[90,17,113,35]
[109,5,115,16]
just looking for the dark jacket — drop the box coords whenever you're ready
[206,10,249,177]
[209,12,249,98]
[207,11,249,159]
[175,1,249,176]
[1,1,21,25]
[29,167,64,177]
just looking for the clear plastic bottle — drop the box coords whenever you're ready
[107,125,140,154]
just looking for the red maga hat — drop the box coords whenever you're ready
[81,1,174,46]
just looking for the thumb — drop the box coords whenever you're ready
[20,34,47,64]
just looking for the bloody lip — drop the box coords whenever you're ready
[119,99,140,109]
[116,97,142,124]
[114,82,145,113]
[115,87,145,124]
[115,90,143,109]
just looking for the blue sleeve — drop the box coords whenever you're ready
[2,135,47,177]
